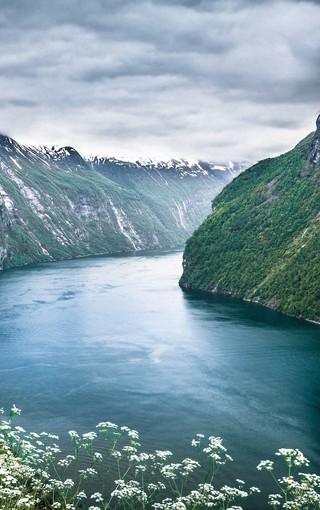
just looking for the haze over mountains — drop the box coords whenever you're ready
[0,133,245,270]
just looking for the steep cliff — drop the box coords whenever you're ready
[0,134,245,270]
[180,116,320,323]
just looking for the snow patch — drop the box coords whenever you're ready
[9,156,22,170]
[109,199,143,250]
[7,172,45,214]
[172,199,187,230]
[34,239,51,257]
[0,186,14,212]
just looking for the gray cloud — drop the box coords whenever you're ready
[1,99,38,108]
[0,0,319,162]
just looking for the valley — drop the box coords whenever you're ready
[0,134,245,270]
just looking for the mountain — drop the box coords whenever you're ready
[179,115,320,323]
[0,134,245,270]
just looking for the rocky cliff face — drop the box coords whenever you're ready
[0,134,245,270]
[180,116,320,323]
[307,113,320,165]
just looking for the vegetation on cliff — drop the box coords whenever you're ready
[180,117,320,323]
[0,134,243,270]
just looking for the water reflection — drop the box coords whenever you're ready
[0,249,319,509]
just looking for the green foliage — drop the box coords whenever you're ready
[180,132,320,322]
[0,142,234,270]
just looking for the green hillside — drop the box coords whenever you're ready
[0,135,244,270]
[180,116,320,323]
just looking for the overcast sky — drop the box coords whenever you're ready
[0,0,319,163]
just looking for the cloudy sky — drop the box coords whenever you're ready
[0,0,319,163]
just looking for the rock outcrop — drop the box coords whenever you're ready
[307,113,320,165]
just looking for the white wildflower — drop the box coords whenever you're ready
[68,430,80,440]
[128,429,139,439]
[268,494,282,506]
[161,463,182,479]
[76,491,87,499]
[155,450,173,460]
[257,460,274,471]
[91,492,103,502]
[11,404,21,415]
[14,426,26,433]
[96,421,118,429]
[82,432,97,441]
[63,478,74,488]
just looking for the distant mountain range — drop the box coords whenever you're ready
[180,115,320,323]
[0,133,246,270]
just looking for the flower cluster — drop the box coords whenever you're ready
[257,448,320,510]
[0,405,318,510]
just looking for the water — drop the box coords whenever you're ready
[0,249,319,507]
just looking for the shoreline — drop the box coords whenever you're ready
[179,282,320,327]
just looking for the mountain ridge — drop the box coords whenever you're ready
[0,133,246,270]
[179,116,320,323]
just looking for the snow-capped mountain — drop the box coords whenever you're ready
[0,133,247,270]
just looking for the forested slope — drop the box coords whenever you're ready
[180,116,320,323]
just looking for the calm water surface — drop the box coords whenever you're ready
[0,249,319,506]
